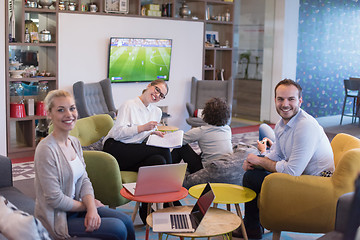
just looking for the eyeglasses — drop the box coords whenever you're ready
[154,86,166,99]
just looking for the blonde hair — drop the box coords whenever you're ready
[44,89,73,112]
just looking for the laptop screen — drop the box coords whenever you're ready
[190,183,215,225]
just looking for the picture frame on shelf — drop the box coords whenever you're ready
[205,31,219,44]
[104,0,129,13]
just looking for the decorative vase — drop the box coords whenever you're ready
[179,2,191,18]
[25,13,38,34]
[39,0,53,8]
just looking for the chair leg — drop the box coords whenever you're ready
[235,204,248,240]
[352,97,357,123]
[272,231,281,240]
[340,96,347,125]
[131,201,140,222]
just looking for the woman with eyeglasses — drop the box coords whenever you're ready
[103,79,171,171]
[102,80,171,224]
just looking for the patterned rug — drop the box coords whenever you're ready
[12,161,35,181]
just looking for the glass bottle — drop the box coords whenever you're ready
[35,119,48,144]
[225,9,230,22]
[25,28,30,43]
[9,0,16,42]
[37,80,49,101]
[10,82,25,104]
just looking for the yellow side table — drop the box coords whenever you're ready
[189,183,256,240]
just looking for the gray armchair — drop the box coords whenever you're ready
[186,76,233,127]
[73,78,117,119]
[0,155,35,215]
[317,175,360,240]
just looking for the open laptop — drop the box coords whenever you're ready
[152,182,215,233]
[122,163,187,196]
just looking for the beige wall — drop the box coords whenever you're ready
[261,0,299,123]
[58,13,204,131]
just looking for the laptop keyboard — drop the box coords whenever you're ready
[170,214,189,229]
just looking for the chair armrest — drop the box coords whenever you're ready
[186,103,195,117]
[108,111,117,119]
[259,173,336,233]
[335,192,354,233]
[0,155,12,188]
[83,151,130,208]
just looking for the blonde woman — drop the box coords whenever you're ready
[103,79,171,171]
[102,79,171,224]
[34,90,135,240]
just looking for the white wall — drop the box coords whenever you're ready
[0,0,7,156]
[261,0,299,123]
[58,13,204,131]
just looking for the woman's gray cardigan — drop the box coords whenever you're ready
[34,134,94,239]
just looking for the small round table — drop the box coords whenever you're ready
[146,206,241,240]
[189,183,256,240]
[120,187,188,240]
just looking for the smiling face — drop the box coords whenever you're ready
[275,84,303,124]
[47,96,78,134]
[141,83,168,106]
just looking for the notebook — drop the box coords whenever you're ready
[152,182,215,233]
[122,163,187,196]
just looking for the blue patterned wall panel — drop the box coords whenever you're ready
[296,0,360,117]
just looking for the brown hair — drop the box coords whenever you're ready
[275,79,302,98]
[202,97,230,126]
[142,80,169,96]
[44,89,73,112]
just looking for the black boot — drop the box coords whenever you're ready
[139,203,149,225]
[232,224,264,239]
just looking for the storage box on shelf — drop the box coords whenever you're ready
[6,0,58,158]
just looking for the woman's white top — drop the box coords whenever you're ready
[103,97,162,144]
[68,155,85,199]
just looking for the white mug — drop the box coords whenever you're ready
[89,4,98,12]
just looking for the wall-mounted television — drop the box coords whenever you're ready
[108,37,172,83]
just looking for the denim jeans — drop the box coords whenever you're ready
[243,169,271,229]
[258,123,275,142]
[67,206,135,240]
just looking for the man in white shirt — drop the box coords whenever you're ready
[233,79,335,239]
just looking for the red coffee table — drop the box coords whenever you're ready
[120,187,188,240]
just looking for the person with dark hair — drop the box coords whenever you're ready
[233,79,335,239]
[102,79,171,224]
[171,97,232,173]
